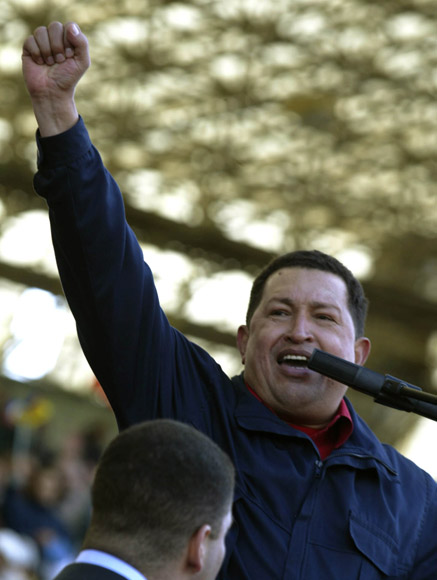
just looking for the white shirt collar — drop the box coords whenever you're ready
[76,549,147,580]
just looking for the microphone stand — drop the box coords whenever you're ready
[307,349,437,422]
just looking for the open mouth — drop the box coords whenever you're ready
[278,354,309,368]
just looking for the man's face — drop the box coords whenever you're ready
[201,509,233,580]
[237,267,370,427]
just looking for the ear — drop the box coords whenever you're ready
[185,524,211,574]
[354,336,371,366]
[236,325,249,364]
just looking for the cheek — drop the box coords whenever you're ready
[246,335,271,363]
[327,338,356,361]
[250,324,280,348]
[243,322,287,366]
[216,542,227,572]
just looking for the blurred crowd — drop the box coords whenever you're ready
[0,392,107,579]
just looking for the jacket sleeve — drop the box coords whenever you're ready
[34,118,221,429]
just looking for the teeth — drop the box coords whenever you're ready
[280,354,308,365]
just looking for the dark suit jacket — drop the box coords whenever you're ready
[53,563,131,580]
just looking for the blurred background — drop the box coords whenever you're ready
[1,0,437,575]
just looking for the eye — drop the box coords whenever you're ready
[270,309,288,317]
[316,313,336,322]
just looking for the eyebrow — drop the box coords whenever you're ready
[267,297,342,314]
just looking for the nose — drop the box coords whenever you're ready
[286,313,313,343]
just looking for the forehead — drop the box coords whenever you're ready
[262,267,349,307]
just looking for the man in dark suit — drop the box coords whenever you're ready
[53,419,235,580]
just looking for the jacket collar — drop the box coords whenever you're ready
[231,373,308,438]
[231,373,399,477]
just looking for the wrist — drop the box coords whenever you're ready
[32,98,79,137]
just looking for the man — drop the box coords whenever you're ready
[52,419,235,580]
[22,21,437,579]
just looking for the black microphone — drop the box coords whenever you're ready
[307,349,437,421]
[307,349,386,397]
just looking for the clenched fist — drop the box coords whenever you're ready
[22,22,90,136]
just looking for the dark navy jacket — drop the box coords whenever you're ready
[54,563,128,580]
[34,118,437,579]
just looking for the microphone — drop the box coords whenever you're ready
[307,349,386,397]
[307,349,437,421]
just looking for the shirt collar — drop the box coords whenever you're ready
[245,383,354,458]
[76,550,147,580]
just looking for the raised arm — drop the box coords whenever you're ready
[22,22,224,431]
[22,21,90,136]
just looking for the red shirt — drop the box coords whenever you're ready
[246,384,353,459]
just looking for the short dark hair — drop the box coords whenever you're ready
[246,250,368,337]
[85,419,235,569]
